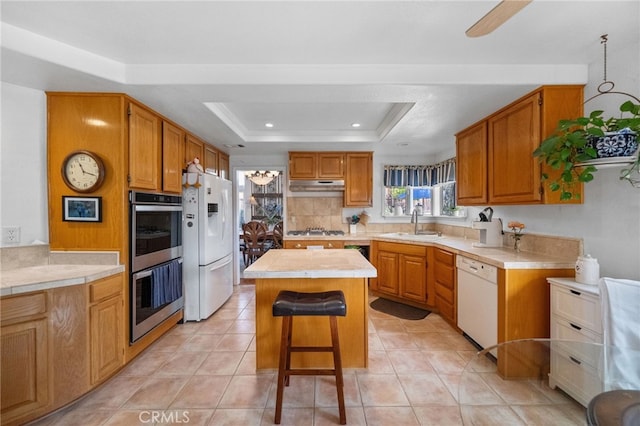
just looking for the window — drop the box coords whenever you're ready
[382,159,456,217]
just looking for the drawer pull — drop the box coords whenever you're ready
[569,356,582,365]
[570,323,582,331]
[570,289,582,296]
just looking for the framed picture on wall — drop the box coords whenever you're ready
[63,196,102,222]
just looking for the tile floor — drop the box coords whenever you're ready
[30,284,587,425]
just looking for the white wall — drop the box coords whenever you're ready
[0,83,48,246]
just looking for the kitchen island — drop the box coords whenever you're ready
[243,249,377,370]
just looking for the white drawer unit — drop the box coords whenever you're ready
[547,277,602,407]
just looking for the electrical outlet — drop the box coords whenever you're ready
[2,227,21,244]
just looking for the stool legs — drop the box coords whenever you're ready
[330,316,347,425]
[274,315,346,425]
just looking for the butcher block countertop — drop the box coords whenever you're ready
[243,249,377,279]
[284,232,577,270]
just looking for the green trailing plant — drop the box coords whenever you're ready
[533,100,640,200]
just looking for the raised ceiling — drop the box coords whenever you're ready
[1,1,638,159]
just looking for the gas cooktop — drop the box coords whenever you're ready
[287,227,345,236]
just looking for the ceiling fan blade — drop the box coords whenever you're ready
[466,0,532,38]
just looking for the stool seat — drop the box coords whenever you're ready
[272,290,347,424]
[272,290,346,317]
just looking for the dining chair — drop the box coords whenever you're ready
[272,221,284,249]
[242,221,269,265]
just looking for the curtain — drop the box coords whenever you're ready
[383,158,455,187]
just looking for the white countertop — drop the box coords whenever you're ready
[243,249,377,279]
[1,264,125,296]
[285,232,576,270]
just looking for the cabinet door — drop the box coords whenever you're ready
[162,121,185,193]
[318,153,345,178]
[399,254,427,302]
[204,144,219,176]
[1,318,49,422]
[129,103,161,190]
[90,295,124,384]
[289,152,317,179]
[185,134,204,166]
[219,153,230,180]
[456,121,488,205]
[376,251,399,295]
[344,152,373,207]
[488,93,542,204]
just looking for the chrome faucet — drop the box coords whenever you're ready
[411,209,419,234]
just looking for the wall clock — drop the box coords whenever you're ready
[61,150,106,193]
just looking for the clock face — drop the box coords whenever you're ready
[62,151,105,193]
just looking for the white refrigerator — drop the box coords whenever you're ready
[182,173,233,321]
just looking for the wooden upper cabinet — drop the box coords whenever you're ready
[204,144,219,176]
[162,121,185,193]
[488,92,542,204]
[289,152,318,179]
[129,103,161,191]
[318,153,345,178]
[455,85,584,206]
[219,153,230,180]
[185,134,204,166]
[344,152,373,207]
[289,152,345,179]
[456,121,488,205]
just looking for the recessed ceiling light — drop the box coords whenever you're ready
[265,122,274,128]
[351,123,361,128]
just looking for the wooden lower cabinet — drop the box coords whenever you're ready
[89,275,124,385]
[434,248,456,326]
[283,240,344,249]
[1,310,49,425]
[0,274,124,426]
[370,241,432,307]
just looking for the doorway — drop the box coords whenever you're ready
[235,168,285,283]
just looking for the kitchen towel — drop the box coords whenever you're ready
[151,259,182,308]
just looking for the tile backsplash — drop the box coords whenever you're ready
[285,196,581,259]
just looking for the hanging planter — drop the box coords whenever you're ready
[586,127,638,159]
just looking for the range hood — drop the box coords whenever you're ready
[289,179,345,192]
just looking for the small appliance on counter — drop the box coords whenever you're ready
[575,254,600,285]
[471,207,503,248]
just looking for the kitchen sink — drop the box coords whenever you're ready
[379,232,442,242]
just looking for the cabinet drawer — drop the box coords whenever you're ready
[90,275,122,303]
[550,347,602,406]
[435,249,454,266]
[376,241,426,256]
[551,285,601,334]
[1,292,47,322]
[551,315,601,344]
[435,282,454,304]
[434,266,454,288]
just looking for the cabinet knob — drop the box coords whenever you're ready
[328,243,333,248]
[295,244,302,249]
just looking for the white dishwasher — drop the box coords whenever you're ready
[457,256,498,351]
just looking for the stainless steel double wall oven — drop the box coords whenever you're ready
[129,191,184,343]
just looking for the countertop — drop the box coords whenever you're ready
[243,249,377,279]
[284,232,577,270]
[1,264,125,296]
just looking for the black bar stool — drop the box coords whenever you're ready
[272,290,347,424]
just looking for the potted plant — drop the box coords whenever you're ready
[533,100,640,200]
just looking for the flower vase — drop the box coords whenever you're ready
[514,238,521,253]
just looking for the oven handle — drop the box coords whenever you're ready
[133,258,184,280]
[134,205,182,212]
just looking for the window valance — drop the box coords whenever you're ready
[383,158,455,187]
